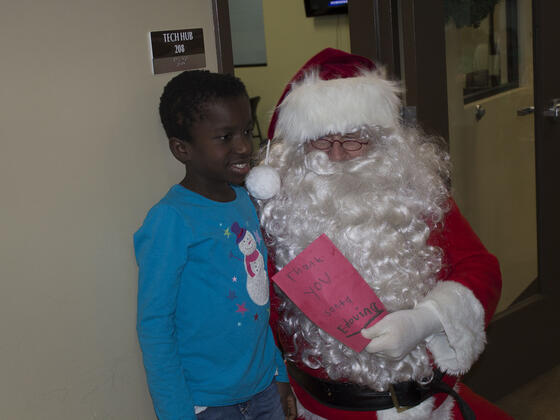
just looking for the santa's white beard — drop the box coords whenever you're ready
[260,128,451,390]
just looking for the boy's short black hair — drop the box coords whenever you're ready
[159,70,248,142]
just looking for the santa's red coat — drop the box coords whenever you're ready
[268,200,513,419]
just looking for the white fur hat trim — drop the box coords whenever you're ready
[274,70,401,143]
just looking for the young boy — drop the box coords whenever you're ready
[134,70,295,420]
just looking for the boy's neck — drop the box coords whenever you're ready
[179,177,236,202]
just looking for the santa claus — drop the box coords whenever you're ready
[246,48,513,420]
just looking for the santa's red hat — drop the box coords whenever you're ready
[268,48,401,143]
[246,48,401,200]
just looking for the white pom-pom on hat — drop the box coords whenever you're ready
[246,165,281,200]
[246,139,281,200]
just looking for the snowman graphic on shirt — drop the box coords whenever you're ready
[231,222,269,306]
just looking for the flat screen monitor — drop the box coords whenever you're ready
[304,0,348,17]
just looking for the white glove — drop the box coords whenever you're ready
[361,304,443,360]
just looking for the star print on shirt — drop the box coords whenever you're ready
[224,227,232,238]
[232,276,237,282]
[236,303,248,315]
[254,313,259,321]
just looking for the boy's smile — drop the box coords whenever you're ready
[171,95,253,202]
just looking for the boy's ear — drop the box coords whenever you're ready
[169,137,191,164]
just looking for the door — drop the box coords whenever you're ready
[349,0,560,400]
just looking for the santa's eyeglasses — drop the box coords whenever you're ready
[310,133,370,152]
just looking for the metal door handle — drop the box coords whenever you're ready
[543,99,560,119]
[517,106,535,116]
[475,104,486,121]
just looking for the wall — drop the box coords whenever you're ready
[0,1,218,418]
[235,2,350,144]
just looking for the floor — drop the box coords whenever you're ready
[495,363,560,419]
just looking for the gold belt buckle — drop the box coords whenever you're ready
[389,384,411,413]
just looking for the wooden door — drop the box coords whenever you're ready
[349,0,560,400]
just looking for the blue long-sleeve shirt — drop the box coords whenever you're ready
[134,185,287,420]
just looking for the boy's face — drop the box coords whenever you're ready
[171,95,253,200]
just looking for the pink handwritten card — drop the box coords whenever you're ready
[272,234,387,352]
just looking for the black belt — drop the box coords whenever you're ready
[286,361,475,419]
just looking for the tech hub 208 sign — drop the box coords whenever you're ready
[149,28,205,74]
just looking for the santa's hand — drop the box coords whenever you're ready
[361,305,443,360]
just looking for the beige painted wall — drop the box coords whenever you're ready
[0,1,218,418]
[235,2,350,145]
[0,1,349,418]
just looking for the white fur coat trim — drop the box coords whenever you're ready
[274,69,401,143]
[417,281,486,375]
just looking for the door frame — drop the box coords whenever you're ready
[212,0,234,74]
[349,0,560,401]
[349,0,449,139]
